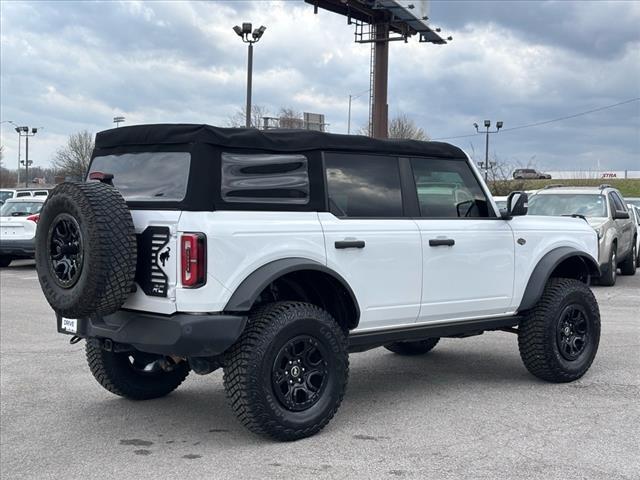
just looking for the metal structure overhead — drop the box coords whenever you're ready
[307,0,450,139]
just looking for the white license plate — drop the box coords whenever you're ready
[61,317,77,333]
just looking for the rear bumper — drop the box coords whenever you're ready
[59,310,247,357]
[0,238,35,257]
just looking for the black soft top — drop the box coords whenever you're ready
[94,124,466,159]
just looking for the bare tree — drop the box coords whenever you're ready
[227,105,271,129]
[388,113,429,141]
[357,113,429,140]
[52,130,94,180]
[278,107,304,129]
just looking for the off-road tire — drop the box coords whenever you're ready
[385,338,440,356]
[620,242,636,276]
[85,341,190,400]
[35,182,137,318]
[223,302,349,441]
[0,256,12,268]
[518,278,600,383]
[597,245,617,286]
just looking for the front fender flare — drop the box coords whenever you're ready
[518,247,600,312]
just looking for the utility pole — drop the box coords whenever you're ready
[233,23,266,128]
[347,88,370,135]
[474,120,503,183]
[372,24,389,139]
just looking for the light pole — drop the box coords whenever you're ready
[233,23,266,128]
[113,116,125,128]
[16,126,38,188]
[347,88,370,135]
[474,120,503,183]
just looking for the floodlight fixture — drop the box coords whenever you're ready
[31,127,38,134]
[484,120,491,128]
[15,126,20,133]
[242,22,252,34]
[233,22,267,128]
[473,122,479,130]
[496,121,503,130]
[233,25,243,37]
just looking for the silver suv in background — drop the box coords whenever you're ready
[528,185,637,285]
[513,168,552,179]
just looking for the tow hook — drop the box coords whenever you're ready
[69,336,82,345]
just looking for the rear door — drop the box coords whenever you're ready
[319,152,422,331]
[409,157,515,322]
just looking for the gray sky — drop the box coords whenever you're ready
[1,0,639,171]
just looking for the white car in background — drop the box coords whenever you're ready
[0,197,46,267]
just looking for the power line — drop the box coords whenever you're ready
[431,97,640,141]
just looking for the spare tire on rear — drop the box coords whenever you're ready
[35,182,137,318]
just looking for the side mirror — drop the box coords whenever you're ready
[502,191,528,219]
[613,210,629,220]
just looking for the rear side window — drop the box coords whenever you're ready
[324,153,403,217]
[221,153,309,204]
[410,158,492,218]
[89,152,190,201]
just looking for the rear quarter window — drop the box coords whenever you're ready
[89,152,190,201]
[221,153,309,204]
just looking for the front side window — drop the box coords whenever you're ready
[410,158,491,218]
[324,153,403,218]
[610,192,627,212]
[221,153,309,204]
[528,194,607,217]
[89,152,191,201]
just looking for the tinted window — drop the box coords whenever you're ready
[89,152,190,201]
[221,153,309,204]
[610,192,627,212]
[324,153,402,217]
[410,158,491,218]
[528,194,607,217]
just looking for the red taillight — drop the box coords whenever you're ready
[27,214,40,223]
[181,233,206,288]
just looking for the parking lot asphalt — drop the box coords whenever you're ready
[1,260,638,480]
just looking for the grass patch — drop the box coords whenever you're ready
[489,178,640,197]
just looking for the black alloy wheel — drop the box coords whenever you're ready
[556,305,589,361]
[48,213,84,288]
[272,335,329,412]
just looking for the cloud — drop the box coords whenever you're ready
[0,0,638,171]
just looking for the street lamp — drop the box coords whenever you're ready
[15,126,38,188]
[233,22,267,128]
[347,88,370,135]
[474,120,503,183]
[113,116,125,128]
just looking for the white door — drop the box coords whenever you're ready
[408,157,515,322]
[320,153,422,331]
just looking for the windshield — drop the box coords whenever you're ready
[528,193,607,217]
[626,198,640,208]
[0,191,14,203]
[89,152,191,202]
[0,201,43,217]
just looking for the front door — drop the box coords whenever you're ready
[319,153,422,331]
[408,157,515,322]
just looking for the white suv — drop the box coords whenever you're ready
[34,124,601,441]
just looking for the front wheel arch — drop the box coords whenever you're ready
[518,247,600,313]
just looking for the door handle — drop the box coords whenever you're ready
[335,240,365,249]
[429,238,455,247]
